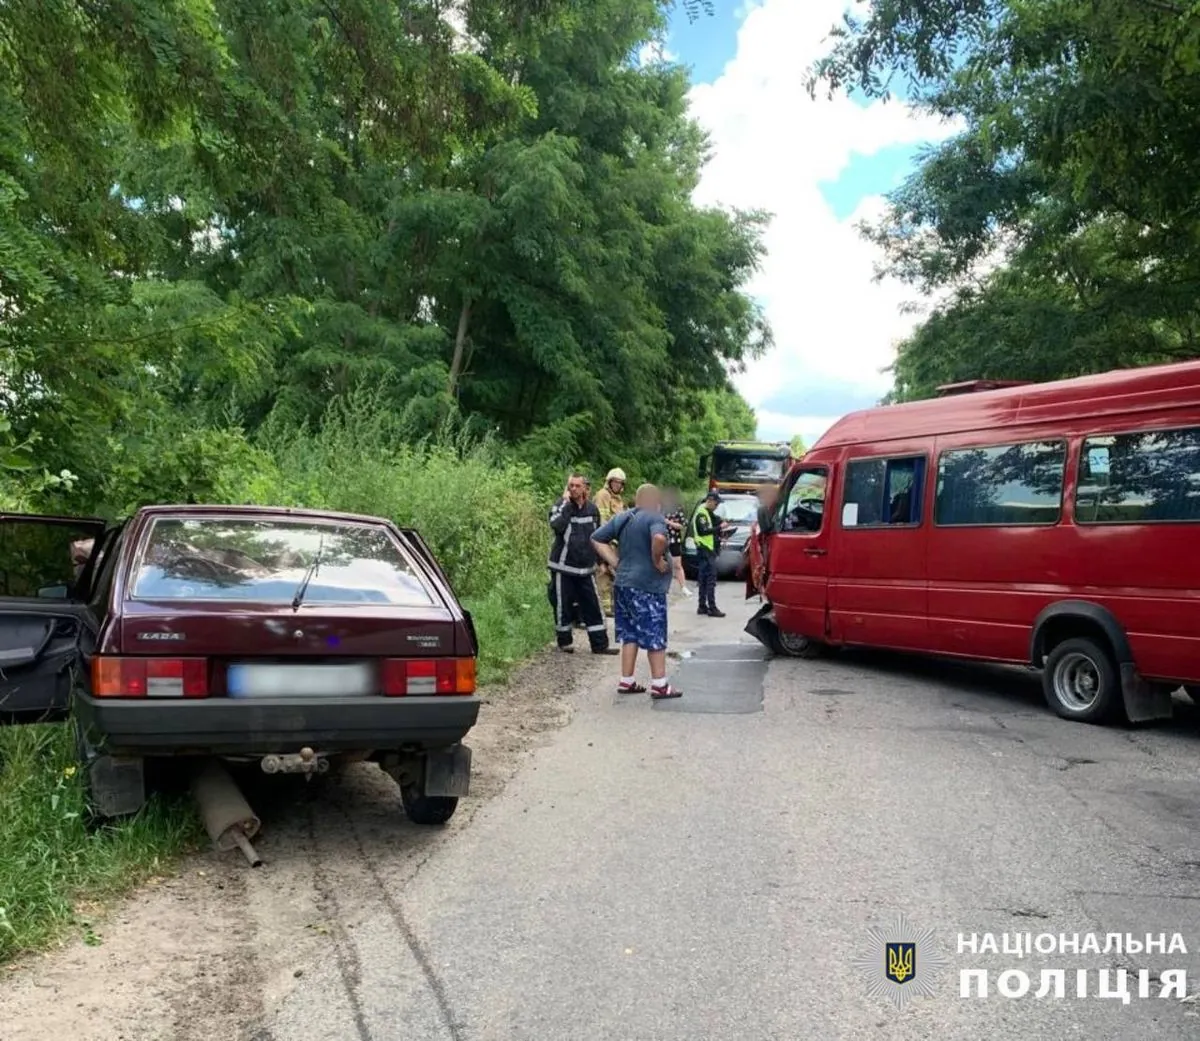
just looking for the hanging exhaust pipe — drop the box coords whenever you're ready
[191,759,264,867]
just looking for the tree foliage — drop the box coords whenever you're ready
[0,0,765,514]
[812,0,1200,402]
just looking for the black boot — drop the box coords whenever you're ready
[708,606,726,618]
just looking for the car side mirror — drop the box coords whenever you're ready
[37,584,69,598]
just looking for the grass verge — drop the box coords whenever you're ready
[465,569,553,686]
[0,724,203,962]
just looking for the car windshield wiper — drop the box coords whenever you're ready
[291,534,325,612]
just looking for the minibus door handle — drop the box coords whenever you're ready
[804,547,827,557]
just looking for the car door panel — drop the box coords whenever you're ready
[0,513,108,723]
[0,602,96,722]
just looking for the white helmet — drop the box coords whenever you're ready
[605,467,627,483]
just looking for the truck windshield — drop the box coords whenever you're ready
[712,455,786,482]
[131,517,435,606]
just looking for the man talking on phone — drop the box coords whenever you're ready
[548,473,617,654]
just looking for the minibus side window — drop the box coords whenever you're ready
[778,469,827,533]
[935,440,1066,526]
[1076,427,1200,524]
[842,456,926,527]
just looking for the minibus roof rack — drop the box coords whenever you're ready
[934,379,1034,397]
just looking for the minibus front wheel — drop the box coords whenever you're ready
[1043,637,1120,723]
[773,628,826,660]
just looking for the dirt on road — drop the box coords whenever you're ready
[0,646,603,1041]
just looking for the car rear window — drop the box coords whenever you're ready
[131,517,435,606]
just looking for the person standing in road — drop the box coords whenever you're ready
[570,476,593,630]
[663,488,691,598]
[756,484,779,532]
[691,490,734,618]
[548,474,618,655]
[591,484,682,699]
[591,467,627,616]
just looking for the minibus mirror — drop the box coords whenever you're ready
[697,455,708,479]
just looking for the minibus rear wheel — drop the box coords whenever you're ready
[1043,637,1119,723]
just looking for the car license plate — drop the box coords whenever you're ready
[226,662,374,698]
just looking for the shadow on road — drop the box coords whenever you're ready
[794,645,1200,741]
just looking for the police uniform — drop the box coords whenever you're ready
[591,467,626,616]
[691,493,726,617]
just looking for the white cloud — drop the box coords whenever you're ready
[686,0,962,440]
[636,39,678,66]
[755,409,839,449]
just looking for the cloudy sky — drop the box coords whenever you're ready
[659,0,958,447]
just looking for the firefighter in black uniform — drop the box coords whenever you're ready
[548,474,619,654]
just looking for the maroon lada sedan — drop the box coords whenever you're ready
[0,505,480,825]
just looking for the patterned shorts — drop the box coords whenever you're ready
[614,585,669,651]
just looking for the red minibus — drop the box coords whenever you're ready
[744,359,1200,725]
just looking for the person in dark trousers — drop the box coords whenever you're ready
[691,490,733,618]
[571,476,593,629]
[548,473,618,654]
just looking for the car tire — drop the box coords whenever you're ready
[1042,637,1120,724]
[400,784,459,826]
[772,628,825,659]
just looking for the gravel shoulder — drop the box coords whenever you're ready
[0,641,606,1041]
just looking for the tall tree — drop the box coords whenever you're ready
[812,0,1200,401]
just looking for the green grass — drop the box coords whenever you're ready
[465,568,553,686]
[0,724,203,962]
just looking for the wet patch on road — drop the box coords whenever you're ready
[654,643,768,715]
[808,688,853,697]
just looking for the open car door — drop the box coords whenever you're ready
[0,512,108,724]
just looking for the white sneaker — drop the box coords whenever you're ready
[680,586,692,597]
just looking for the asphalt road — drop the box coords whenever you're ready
[261,597,1200,1041]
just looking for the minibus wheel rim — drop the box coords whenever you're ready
[1053,652,1102,711]
[777,631,810,655]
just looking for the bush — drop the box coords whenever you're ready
[235,388,547,601]
[220,389,553,676]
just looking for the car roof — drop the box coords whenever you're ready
[133,504,394,527]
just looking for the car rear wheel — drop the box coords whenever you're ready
[400,784,459,826]
[1043,637,1120,723]
[772,628,825,659]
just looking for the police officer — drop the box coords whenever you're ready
[591,467,627,616]
[691,490,733,618]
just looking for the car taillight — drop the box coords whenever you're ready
[382,658,476,696]
[92,657,209,698]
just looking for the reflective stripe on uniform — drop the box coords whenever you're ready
[550,562,595,575]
